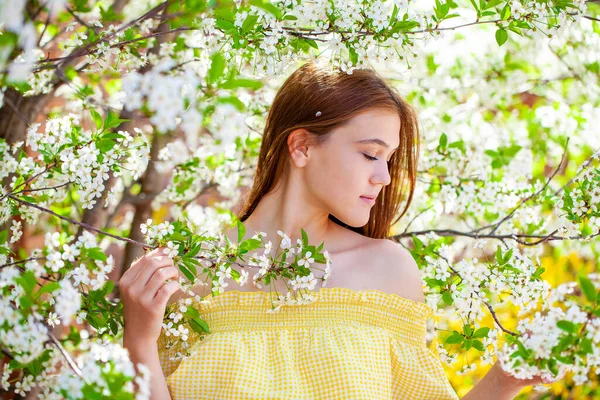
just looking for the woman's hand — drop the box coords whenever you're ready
[492,360,561,389]
[461,361,563,399]
[119,247,181,344]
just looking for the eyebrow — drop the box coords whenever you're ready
[354,138,399,151]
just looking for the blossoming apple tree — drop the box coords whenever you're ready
[0,0,599,398]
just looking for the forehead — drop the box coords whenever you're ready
[333,108,401,147]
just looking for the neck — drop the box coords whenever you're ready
[240,180,335,252]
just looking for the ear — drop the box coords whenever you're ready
[287,128,312,168]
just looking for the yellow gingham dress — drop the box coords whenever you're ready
[157,287,459,399]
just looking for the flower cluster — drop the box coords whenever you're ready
[497,273,600,386]
[1,0,600,397]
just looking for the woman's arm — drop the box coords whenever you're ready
[125,334,173,400]
[461,361,548,400]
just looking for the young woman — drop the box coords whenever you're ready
[120,61,549,399]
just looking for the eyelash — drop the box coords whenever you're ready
[363,154,392,164]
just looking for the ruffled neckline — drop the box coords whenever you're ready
[183,286,433,320]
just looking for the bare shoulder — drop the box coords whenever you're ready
[364,238,426,304]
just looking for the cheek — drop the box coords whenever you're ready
[307,153,365,203]
[310,152,357,186]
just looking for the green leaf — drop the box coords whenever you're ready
[184,0,208,13]
[483,0,503,10]
[238,238,262,253]
[473,327,490,339]
[390,4,399,24]
[186,243,202,258]
[439,133,448,150]
[495,28,508,46]
[301,228,309,248]
[548,358,559,376]
[104,109,127,130]
[469,0,480,12]
[504,144,521,158]
[221,78,263,90]
[500,4,511,20]
[578,274,596,303]
[347,47,358,65]
[19,296,33,309]
[502,248,513,264]
[463,324,473,336]
[102,132,125,140]
[35,282,60,299]
[64,66,78,81]
[188,316,210,334]
[495,246,503,265]
[17,270,37,294]
[87,247,107,262]
[90,109,103,130]
[241,14,259,33]
[102,280,115,296]
[446,333,464,344]
[96,138,116,153]
[412,235,424,251]
[216,96,245,111]
[179,263,196,282]
[442,291,454,305]
[248,0,282,19]
[391,20,420,32]
[184,306,200,319]
[472,339,485,351]
[215,19,236,31]
[0,230,7,243]
[109,319,119,335]
[19,195,37,204]
[208,52,226,85]
[581,337,594,355]
[557,320,578,334]
[237,219,245,242]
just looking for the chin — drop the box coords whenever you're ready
[334,214,370,229]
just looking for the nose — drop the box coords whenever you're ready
[370,161,392,186]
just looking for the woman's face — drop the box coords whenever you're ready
[303,107,401,228]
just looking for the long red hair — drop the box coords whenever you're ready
[237,61,420,239]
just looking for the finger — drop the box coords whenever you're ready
[132,247,169,281]
[144,266,180,301]
[135,255,174,288]
[153,280,181,309]
[122,247,163,285]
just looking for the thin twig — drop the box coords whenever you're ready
[552,148,599,197]
[402,205,435,235]
[7,194,266,272]
[8,194,152,249]
[66,6,91,29]
[12,181,72,196]
[474,138,570,235]
[37,8,53,47]
[394,227,600,246]
[0,257,47,269]
[47,327,83,376]
[2,95,30,126]
[483,300,518,336]
[6,303,83,377]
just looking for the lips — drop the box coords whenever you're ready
[360,196,376,205]
[360,195,376,200]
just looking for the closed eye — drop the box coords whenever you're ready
[364,154,392,164]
